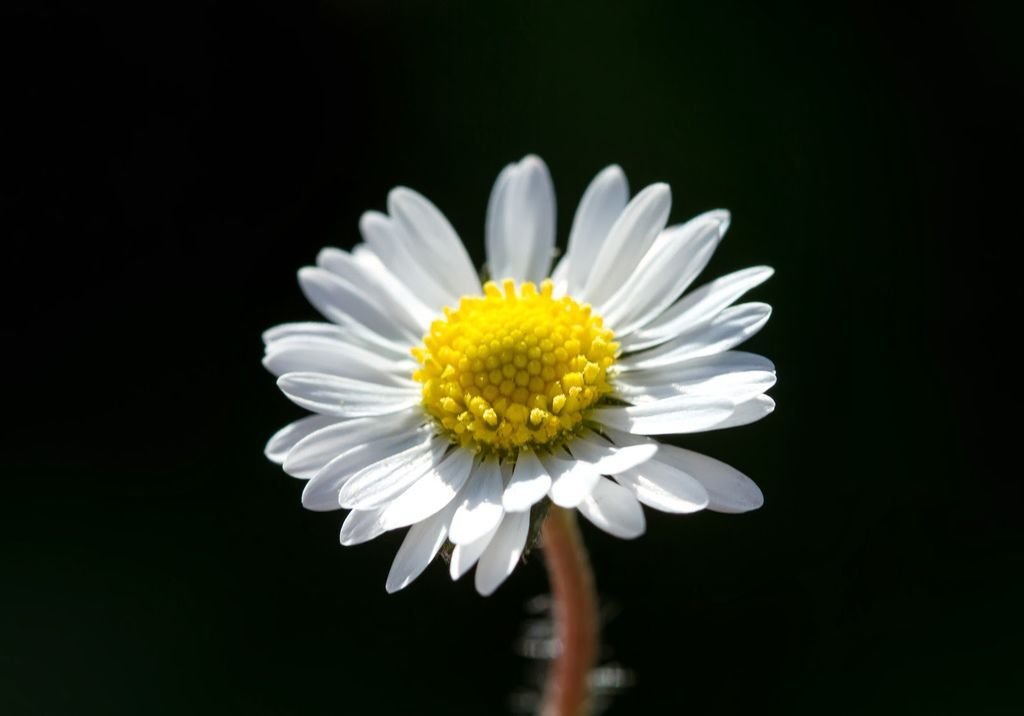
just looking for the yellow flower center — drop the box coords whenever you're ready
[412,279,618,455]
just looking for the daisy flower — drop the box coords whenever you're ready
[263,155,774,597]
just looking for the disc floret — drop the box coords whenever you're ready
[413,279,618,455]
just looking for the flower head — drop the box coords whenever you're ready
[264,155,774,595]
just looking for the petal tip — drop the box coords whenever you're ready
[296,265,319,282]
[646,181,671,199]
[315,246,343,267]
[358,210,388,234]
[621,526,646,540]
[387,186,418,213]
[474,579,501,597]
[519,153,547,169]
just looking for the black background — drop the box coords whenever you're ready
[3,1,1021,714]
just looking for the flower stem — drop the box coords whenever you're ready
[540,506,598,716]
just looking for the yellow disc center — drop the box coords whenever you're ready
[412,279,618,454]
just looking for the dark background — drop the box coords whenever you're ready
[3,1,1021,713]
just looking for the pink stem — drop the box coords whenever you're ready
[539,506,598,716]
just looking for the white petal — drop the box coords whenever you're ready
[264,321,415,363]
[623,266,774,351]
[283,408,424,479]
[316,246,432,335]
[614,350,774,383]
[500,457,515,486]
[540,453,601,508]
[351,245,438,330]
[580,183,671,306]
[298,266,419,346]
[360,210,456,312]
[613,458,710,514]
[337,434,448,510]
[566,431,659,474]
[601,210,728,334]
[264,337,416,385]
[619,303,772,370]
[339,508,387,546]
[263,321,349,347]
[276,372,420,418]
[549,251,570,293]
[264,415,339,464]
[387,187,481,297]
[510,156,557,284]
[264,328,372,354]
[614,368,776,405]
[385,498,459,593]
[450,520,501,580]
[475,509,530,596]
[301,429,432,511]
[485,155,556,284]
[485,164,515,281]
[594,425,658,448]
[707,395,776,430]
[590,395,736,435]
[563,165,630,295]
[449,458,505,545]
[378,447,475,530]
[653,445,763,513]
[578,478,646,539]
[502,450,552,512]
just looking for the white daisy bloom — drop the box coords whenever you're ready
[264,155,774,596]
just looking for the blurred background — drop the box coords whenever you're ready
[2,1,1021,713]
